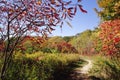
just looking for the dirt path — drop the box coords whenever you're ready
[56,59,101,80]
[80,59,92,74]
[65,59,100,80]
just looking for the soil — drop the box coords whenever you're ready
[66,59,101,80]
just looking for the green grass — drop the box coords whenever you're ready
[1,52,83,80]
[2,52,119,80]
[89,54,120,80]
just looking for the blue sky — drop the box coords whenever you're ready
[51,0,100,37]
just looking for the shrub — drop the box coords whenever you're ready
[99,19,120,55]
[90,56,120,80]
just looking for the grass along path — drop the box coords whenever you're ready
[66,58,101,80]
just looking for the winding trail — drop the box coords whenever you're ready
[57,58,101,80]
[80,59,92,74]
[68,59,94,80]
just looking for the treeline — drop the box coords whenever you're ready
[11,28,100,55]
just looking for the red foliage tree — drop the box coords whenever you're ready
[56,41,78,53]
[16,36,44,53]
[99,19,120,55]
[0,0,87,79]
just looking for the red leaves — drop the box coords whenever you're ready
[74,7,77,15]
[1,7,7,12]
[17,36,45,52]
[99,19,120,55]
[78,5,87,13]
[114,37,120,43]
[49,27,55,31]
[0,0,87,54]
[55,41,77,53]
[47,27,55,34]
[65,1,72,5]
[67,7,74,18]
[53,13,59,19]
[0,0,87,39]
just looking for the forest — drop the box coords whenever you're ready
[0,0,120,80]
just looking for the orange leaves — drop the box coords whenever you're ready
[99,19,120,55]
[36,1,41,5]
[9,8,14,13]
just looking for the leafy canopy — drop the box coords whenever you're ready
[0,0,87,79]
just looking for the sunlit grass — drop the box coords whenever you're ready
[89,54,120,80]
[2,52,81,80]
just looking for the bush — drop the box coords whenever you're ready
[90,55,120,80]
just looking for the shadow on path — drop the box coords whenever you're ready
[54,59,101,80]
[66,71,101,80]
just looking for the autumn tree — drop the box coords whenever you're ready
[16,36,44,53]
[99,19,120,55]
[0,0,87,79]
[96,0,120,72]
[41,36,77,53]
[96,0,120,20]
[96,0,120,55]
[99,19,120,71]
[70,30,94,54]
[56,41,78,53]
[96,0,120,53]
[41,36,65,53]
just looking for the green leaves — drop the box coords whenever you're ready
[97,0,120,20]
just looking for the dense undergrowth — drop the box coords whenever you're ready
[89,55,120,80]
[0,52,81,80]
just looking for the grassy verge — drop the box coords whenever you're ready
[1,52,83,80]
[89,54,120,80]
